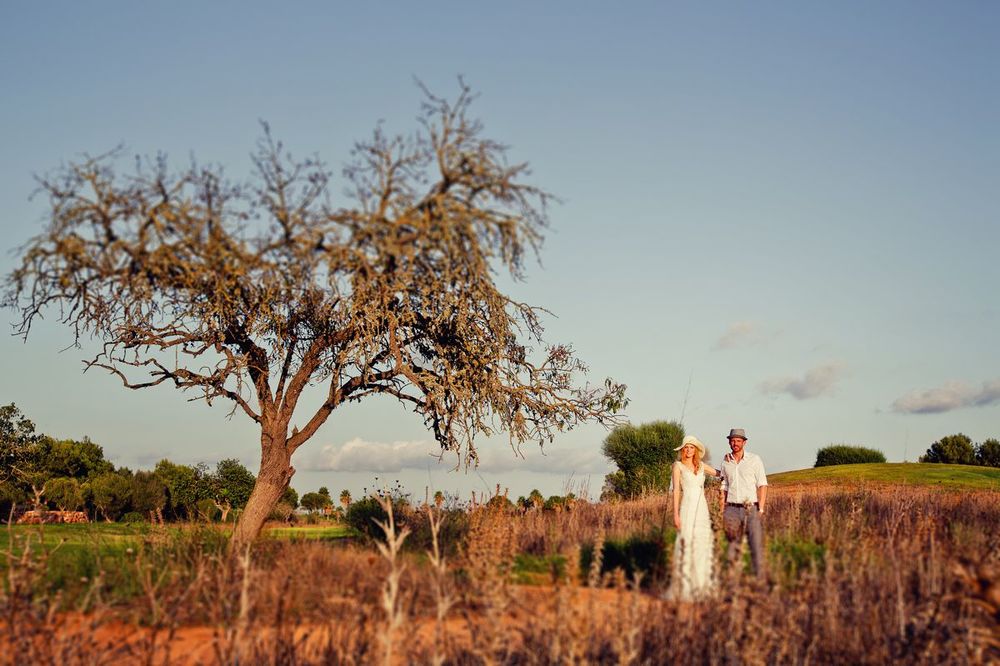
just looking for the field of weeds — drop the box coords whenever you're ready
[2,484,998,665]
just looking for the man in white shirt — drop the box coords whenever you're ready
[718,428,768,578]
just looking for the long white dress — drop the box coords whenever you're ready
[671,462,715,600]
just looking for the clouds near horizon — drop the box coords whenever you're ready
[759,362,845,400]
[891,379,1000,414]
[300,437,610,474]
[479,445,610,474]
[302,438,442,473]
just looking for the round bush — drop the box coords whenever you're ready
[120,511,146,524]
[815,445,886,467]
[920,433,976,465]
[406,507,470,557]
[977,438,1000,467]
[345,495,412,542]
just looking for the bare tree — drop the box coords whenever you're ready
[4,83,627,550]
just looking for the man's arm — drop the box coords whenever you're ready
[757,485,768,513]
[756,456,768,513]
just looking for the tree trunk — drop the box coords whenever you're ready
[214,500,231,523]
[231,432,294,552]
[31,483,46,512]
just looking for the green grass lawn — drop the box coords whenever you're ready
[0,523,161,600]
[0,521,353,553]
[769,462,1000,490]
[265,524,353,541]
[0,522,147,554]
[1,521,352,605]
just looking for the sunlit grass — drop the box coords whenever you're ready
[1,522,146,554]
[264,524,352,541]
[769,462,1000,490]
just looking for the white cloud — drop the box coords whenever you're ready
[714,321,772,351]
[302,437,442,472]
[478,444,611,474]
[891,379,1000,414]
[299,437,610,474]
[759,362,845,400]
[972,380,1000,407]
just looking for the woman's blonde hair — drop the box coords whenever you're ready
[679,442,705,473]
[676,436,708,473]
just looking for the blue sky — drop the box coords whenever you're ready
[2,3,998,500]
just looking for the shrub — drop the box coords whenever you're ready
[85,471,132,521]
[300,491,332,513]
[195,498,220,521]
[976,438,1000,467]
[345,495,411,542]
[120,511,146,524]
[814,444,887,467]
[543,495,568,511]
[602,420,684,499]
[45,477,84,511]
[0,480,27,518]
[769,535,825,583]
[407,507,470,556]
[513,553,567,584]
[580,530,670,588]
[920,433,976,465]
[485,494,514,511]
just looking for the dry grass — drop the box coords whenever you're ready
[2,485,998,664]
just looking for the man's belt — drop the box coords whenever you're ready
[726,502,759,508]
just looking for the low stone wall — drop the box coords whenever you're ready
[16,510,89,524]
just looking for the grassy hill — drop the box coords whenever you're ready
[769,462,1000,491]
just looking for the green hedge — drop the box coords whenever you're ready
[815,444,886,467]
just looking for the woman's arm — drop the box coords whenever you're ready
[671,463,682,530]
[702,463,719,477]
[717,463,728,513]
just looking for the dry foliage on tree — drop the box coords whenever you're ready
[3,84,627,549]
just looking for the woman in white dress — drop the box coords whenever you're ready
[670,435,719,600]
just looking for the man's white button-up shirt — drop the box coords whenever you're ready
[720,451,768,504]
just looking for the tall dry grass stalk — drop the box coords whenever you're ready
[425,504,454,666]
[459,504,518,664]
[373,492,411,666]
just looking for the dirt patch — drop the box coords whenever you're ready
[1,584,658,665]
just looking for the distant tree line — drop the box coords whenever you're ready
[813,434,1000,468]
[0,403,264,522]
[300,487,334,513]
[920,433,1000,467]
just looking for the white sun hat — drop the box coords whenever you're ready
[674,435,706,457]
